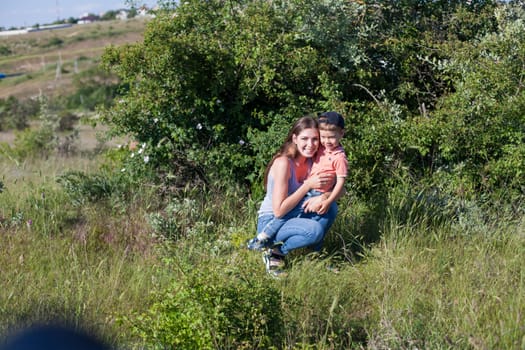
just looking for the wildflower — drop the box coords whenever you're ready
[26,219,33,229]
[144,155,150,163]
[239,139,246,146]
[128,140,139,151]
[196,123,203,130]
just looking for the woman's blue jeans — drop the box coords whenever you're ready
[256,201,338,255]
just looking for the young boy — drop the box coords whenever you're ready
[247,111,348,251]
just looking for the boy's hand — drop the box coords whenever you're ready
[316,200,330,215]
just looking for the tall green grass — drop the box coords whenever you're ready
[357,189,525,349]
[0,155,163,346]
[2,154,525,349]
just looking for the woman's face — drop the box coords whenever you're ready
[292,127,319,159]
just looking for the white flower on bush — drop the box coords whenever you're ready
[196,123,203,130]
[144,155,150,163]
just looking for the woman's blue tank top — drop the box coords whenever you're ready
[258,158,309,216]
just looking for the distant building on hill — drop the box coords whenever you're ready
[114,6,155,21]
[137,6,150,17]
[116,10,129,21]
[77,14,100,24]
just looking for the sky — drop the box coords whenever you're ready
[1,0,158,29]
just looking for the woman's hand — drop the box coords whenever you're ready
[302,195,326,214]
[304,174,333,190]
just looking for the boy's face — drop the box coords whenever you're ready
[319,129,343,151]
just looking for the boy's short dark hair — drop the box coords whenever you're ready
[318,111,344,130]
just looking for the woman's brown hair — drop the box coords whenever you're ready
[263,116,318,188]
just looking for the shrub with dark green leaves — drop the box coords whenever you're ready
[99,0,522,205]
[42,37,64,47]
[123,264,284,349]
[0,45,12,55]
[426,4,525,197]
[100,0,369,186]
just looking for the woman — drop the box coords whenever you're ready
[255,116,338,276]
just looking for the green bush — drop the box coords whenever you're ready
[0,45,12,55]
[57,111,79,131]
[8,96,67,159]
[12,125,56,159]
[66,66,121,110]
[99,0,508,200]
[0,96,39,131]
[123,263,284,349]
[57,170,121,206]
[427,5,525,197]
[100,0,371,186]
[42,37,64,47]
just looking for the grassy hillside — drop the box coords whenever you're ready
[1,152,525,349]
[2,7,525,349]
[0,18,147,100]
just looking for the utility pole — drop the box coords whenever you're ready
[55,52,62,80]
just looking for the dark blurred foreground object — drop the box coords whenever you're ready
[1,324,110,350]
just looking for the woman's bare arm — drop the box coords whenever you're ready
[271,157,323,217]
